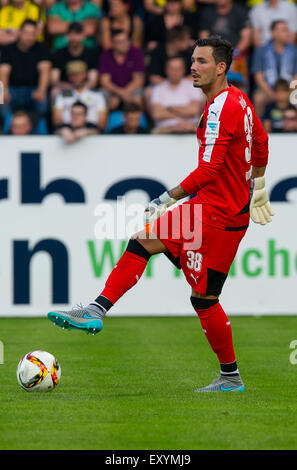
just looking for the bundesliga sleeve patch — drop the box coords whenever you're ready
[205,121,220,138]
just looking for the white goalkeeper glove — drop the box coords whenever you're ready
[144,191,176,235]
[250,176,275,225]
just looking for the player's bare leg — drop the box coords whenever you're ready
[47,230,167,334]
[191,289,244,392]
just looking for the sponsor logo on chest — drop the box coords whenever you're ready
[205,120,220,138]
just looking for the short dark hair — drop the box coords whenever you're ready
[71,101,88,113]
[165,55,186,67]
[166,25,191,43]
[68,22,83,34]
[111,29,128,39]
[123,102,142,113]
[20,19,37,29]
[271,20,287,31]
[12,110,32,120]
[274,78,290,91]
[194,37,234,73]
[111,0,131,6]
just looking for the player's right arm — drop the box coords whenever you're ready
[143,189,181,235]
[144,102,232,232]
[144,178,193,235]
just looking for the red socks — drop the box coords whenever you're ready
[100,240,150,305]
[191,297,236,364]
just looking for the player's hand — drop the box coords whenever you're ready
[250,176,275,225]
[144,191,176,236]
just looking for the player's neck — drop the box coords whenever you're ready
[203,78,229,103]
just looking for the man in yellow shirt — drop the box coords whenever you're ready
[0,0,45,45]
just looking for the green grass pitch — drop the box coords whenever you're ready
[0,316,297,450]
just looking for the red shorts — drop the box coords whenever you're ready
[152,199,247,296]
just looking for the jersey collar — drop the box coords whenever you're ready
[208,84,231,106]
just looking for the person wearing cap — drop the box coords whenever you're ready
[52,59,108,131]
[47,0,102,51]
[51,21,99,97]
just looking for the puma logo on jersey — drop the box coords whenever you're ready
[210,110,219,118]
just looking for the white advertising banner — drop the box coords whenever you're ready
[0,135,295,316]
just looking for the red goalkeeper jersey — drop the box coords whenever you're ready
[180,84,268,230]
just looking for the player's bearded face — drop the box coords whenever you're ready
[191,46,218,88]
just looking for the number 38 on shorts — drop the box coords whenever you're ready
[186,251,203,272]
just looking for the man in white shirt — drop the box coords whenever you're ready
[52,60,108,131]
[150,56,205,134]
[250,0,297,47]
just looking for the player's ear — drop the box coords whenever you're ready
[217,61,227,76]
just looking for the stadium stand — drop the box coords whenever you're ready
[0,0,296,136]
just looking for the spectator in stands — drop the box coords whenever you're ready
[147,25,192,86]
[0,0,46,46]
[280,105,297,133]
[252,20,297,116]
[0,20,51,120]
[100,0,144,50]
[109,102,149,134]
[249,0,297,47]
[99,29,145,111]
[149,55,205,134]
[51,22,99,97]
[47,0,102,50]
[262,79,291,133]
[143,0,197,15]
[143,0,165,15]
[52,60,108,130]
[146,0,199,51]
[9,110,33,135]
[54,101,100,143]
[199,0,251,53]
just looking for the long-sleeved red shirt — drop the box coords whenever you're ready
[180,84,268,230]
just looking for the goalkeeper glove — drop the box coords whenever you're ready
[144,191,176,235]
[250,176,275,225]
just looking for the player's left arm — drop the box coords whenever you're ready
[249,109,275,225]
[250,165,275,225]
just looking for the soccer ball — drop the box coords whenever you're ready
[16,350,61,392]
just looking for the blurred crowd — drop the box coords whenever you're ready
[0,0,296,141]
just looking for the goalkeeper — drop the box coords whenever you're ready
[48,37,274,392]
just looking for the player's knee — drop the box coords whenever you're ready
[191,289,219,300]
[132,230,167,255]
[126,237,152,261]
[190,295,219,312]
